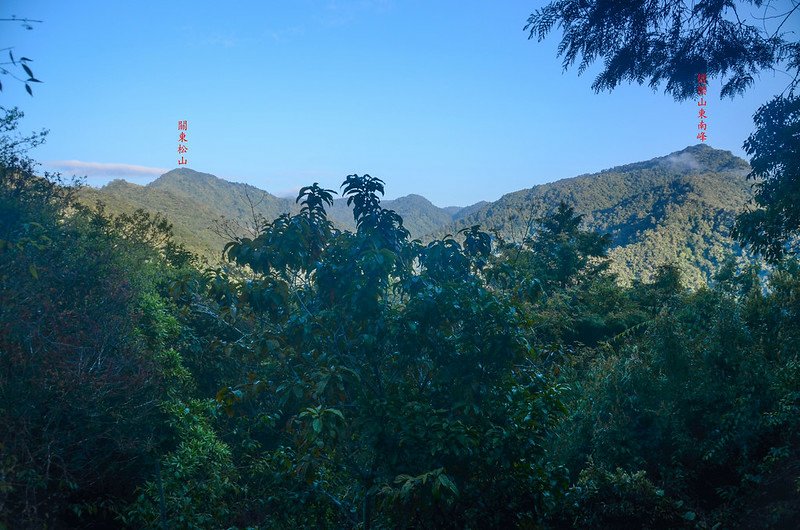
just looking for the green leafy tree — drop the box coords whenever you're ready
[0,107,209,528]
[212,175,567,528]
[733,93,800,262]
[487,202,629,348]
[549,263,800,528]
[523,201,611,289]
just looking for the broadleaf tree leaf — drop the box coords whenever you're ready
[25,84,32,96]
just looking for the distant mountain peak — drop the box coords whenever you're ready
[149,167,223,187]
[658,144,748,174]
[391,193,435,205]
[102,178,143,190]
[595,144,748,177]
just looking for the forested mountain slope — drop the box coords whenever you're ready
[78,170,474,261]
[440,144,752,285]
[79,144,752,284]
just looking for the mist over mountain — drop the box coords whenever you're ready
[79,144,752,284]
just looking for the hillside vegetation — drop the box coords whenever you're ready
[3,106,798,528]
[442,144,752,286]
[80,145,752,285]
[79,171,475,262]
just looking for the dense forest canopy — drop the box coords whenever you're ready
[2,104,799,527]
[2,2,799,528]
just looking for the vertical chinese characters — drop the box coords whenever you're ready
[178,120,188,165]
[696,74,707,142]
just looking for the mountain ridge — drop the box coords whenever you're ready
[434,144,751,285]
[77,144,753,285]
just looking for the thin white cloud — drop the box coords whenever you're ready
[46,160,168,179]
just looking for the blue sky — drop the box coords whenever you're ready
[2,1,794,206]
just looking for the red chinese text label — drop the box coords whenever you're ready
[696,74,707,142]
[178,120,188,165]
